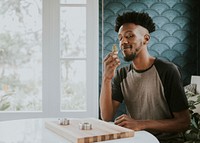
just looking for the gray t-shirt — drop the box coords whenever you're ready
[112,58,188,143]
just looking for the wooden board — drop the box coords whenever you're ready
[45,118,134,143]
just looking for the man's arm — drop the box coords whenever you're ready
[100,52,120,121]
[115,109,190,132]
[100,78,120,121]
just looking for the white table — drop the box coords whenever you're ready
[0,118,159,143]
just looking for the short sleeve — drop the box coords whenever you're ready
[166,65,189,112]
[155,59,189,112]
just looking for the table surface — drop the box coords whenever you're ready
[0,118,159,143]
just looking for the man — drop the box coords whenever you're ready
[100,11,190,143]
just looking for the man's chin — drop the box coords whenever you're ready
[123,53,136,62]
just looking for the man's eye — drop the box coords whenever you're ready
[126,34,134,39]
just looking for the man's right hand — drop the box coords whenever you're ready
[103,51,120,80]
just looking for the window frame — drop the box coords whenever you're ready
[0,0,99,121]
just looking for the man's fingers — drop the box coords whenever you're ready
[104,53,120,68]
[103,53,111,61]
[104,52,118,62]
[117,121,126,127]
[114,114,127,125]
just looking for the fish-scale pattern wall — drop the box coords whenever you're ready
[99,0,200,86]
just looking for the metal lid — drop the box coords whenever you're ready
[58,118,70,125]
[79,122,92,130]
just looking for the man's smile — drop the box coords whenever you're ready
[122,44,132,51]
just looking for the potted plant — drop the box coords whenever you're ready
[184,84,200,143]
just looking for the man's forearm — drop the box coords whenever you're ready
[115,110,190,132]
[100,78,115,121]
[142,110,190,132]
[140,117,190,133]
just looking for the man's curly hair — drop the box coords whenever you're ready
[115,11,156,33]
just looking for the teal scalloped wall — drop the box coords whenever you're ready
[99,0,200,86]
[99,0,200,118]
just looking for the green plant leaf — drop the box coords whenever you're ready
[0,102,10,110]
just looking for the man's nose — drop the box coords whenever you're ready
[120,37,128,46]
[121,37,128,43]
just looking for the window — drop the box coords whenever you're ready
[0,0,42,112]
[60,5,87,111]
[0,0,99,120]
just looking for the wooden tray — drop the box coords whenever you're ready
[45,118,134,143]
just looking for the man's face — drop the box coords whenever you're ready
[118,23,146,61]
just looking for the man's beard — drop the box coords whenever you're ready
[123,52,136,62]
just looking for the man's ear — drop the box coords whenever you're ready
[143,34,150,44]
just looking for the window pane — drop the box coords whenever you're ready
[60,7,86,58]
[0,0,42,111]
[60,0,86,4]
[60,60,86,111]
